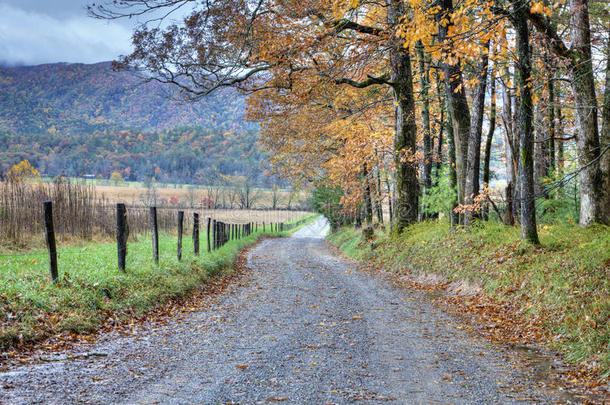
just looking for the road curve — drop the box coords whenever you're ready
[0,218,570,404]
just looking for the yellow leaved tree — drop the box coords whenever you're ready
[6,160,41,183]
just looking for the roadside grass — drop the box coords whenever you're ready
[0,214,318,349]
[328,221,610,379]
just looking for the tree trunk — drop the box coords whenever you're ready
[556,82,565,179]
[445,88,458,226]
[376,168,384,223]
[385,176,394,225]
[502,63,517,226]
[513,0,539,244]
[362,164,373,225]
[464,41,490,224]
[601,29,610,224]
[569,0,602,225]
[534,102,550,197]
[416,41,432,218]
[547,65,556,173]
[482,56,497,220]
[389,0,419,231]
[437,0,471,225]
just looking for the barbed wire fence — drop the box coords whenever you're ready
[0,179,312,280]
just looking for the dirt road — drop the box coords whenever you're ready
[0,218,574,404]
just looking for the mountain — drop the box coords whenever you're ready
[0,61,255,134]
[0,62,274,185]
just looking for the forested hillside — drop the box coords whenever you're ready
[0,61,254,134]
[0,127,268,185]
[0,62,271,184]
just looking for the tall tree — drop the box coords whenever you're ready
[416,41,433,218]
[389,0,420,230]
[436,0,472,224]
[601,29,610,224]
[464,41,490,225]
[527,0,604,225]
[501,62,518,226]
[482,54,497,220]
[512,0,539,244]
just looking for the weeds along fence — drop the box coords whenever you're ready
[43,201,310,280]
[0,179,176,246]
[0,179,309,248]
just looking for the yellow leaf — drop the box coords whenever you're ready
[530,2,544,14]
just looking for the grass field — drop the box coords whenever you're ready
[0,213,318,349]
[41,177,308,209]
[328,221,610,379]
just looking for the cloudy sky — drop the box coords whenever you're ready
[0,0,186,66]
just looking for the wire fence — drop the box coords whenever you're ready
[0,178,309,250]
[4,198,312,283]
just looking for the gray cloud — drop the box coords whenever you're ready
[0,2,134,66]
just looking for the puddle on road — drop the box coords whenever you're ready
[417,290,585,403]
[507,344,578,403]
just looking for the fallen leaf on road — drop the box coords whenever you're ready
[267,396,288,402]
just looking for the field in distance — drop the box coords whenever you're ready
[42,177,308,210]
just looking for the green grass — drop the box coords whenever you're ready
[0,214,318,348]
[328,221,610,379]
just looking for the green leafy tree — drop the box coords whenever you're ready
[310,185,348,232]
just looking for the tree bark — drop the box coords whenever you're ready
[389,0,419,231]
[376,168,384,223]
[502,63,517,226]
[569,0,602,225]
[547,66,556,173]
[445,87,459,226]
[416,41,433,218]
[464,42,490,225]
[482,57,497,220]
[362,164,373,225]
[601,29,610,224]
[385,176,394,225]
[513,0,539,244]
[437,0,471,225]
[556,83,565,179]
[534,102,550,197]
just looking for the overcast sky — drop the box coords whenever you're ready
[0,0,186,66]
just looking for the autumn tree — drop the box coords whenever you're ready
[6,160,41,183]
[91,0,609,233]
[91,0,420,231]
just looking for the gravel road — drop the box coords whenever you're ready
[0,218,576,404]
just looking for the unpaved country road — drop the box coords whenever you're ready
[1,218,576,404]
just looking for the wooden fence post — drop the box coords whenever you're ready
[150,206,159,265]
[207,217,211,252]
[212,219,217,250]
[116,203,128,271]
[43,201,58,282]
[193,213,200,255]
[217,221,222,248]
[177,210,184,261]
[221,222,225,245]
